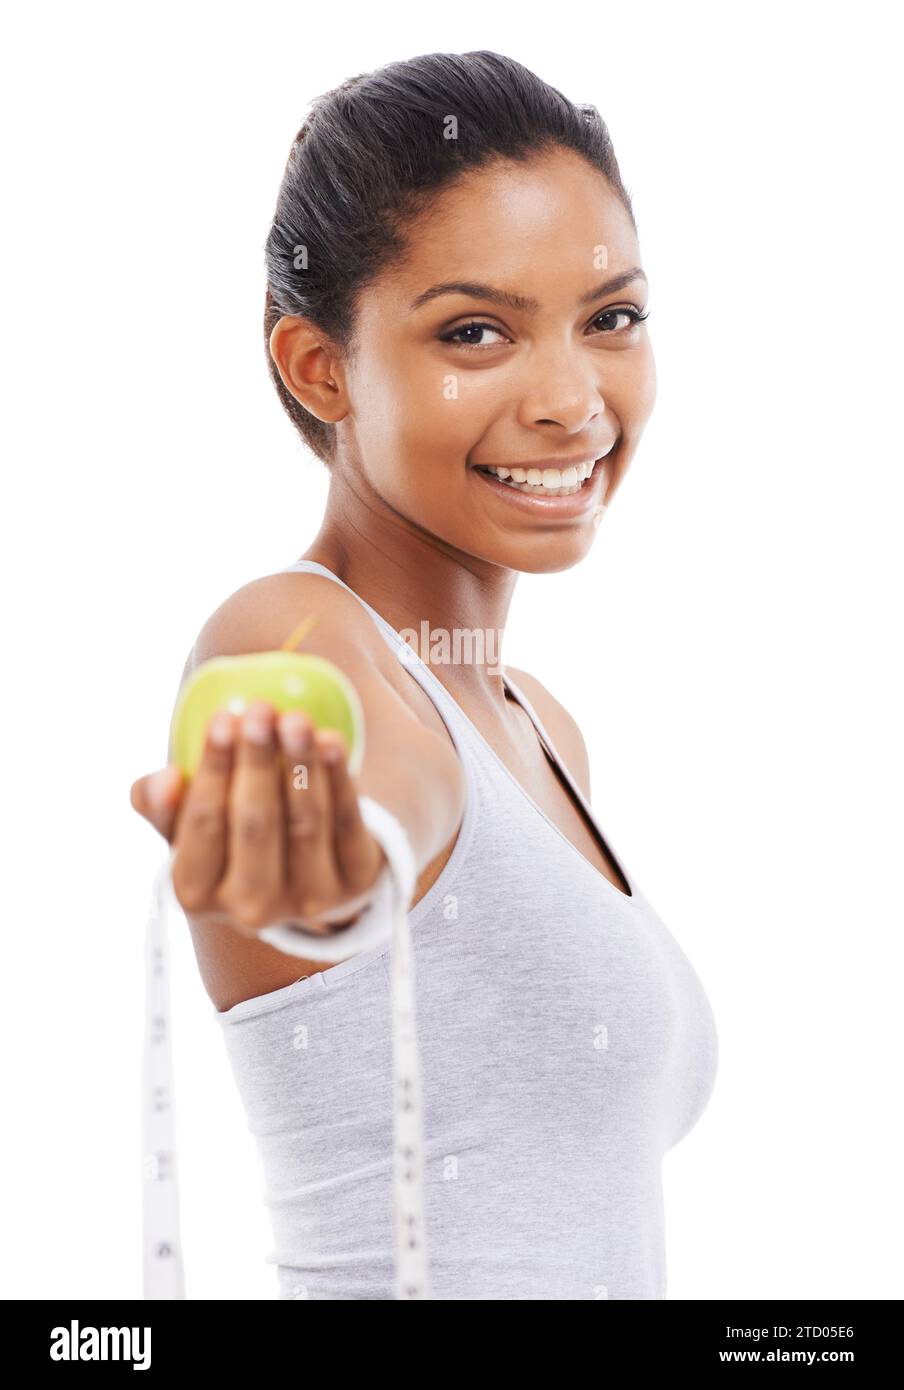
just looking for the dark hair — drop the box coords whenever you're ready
[263,50,635,466]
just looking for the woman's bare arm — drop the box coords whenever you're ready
[130,571,466,992]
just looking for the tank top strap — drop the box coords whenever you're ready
[280,558,405,655]
[277,557,487,771]
[501,673,596,839]
[502,670,640,904]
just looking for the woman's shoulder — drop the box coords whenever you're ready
[180,566,401,682]
[175,566,442,734]
[504,664,591,801]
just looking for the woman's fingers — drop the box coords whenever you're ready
[130,763,185,841]
[170,709,236,910]
[320,729,385,892]
[138,699,388,938]
[218,702,285,930]
[277,712,338,926]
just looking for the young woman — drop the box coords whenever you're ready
[130,50,718,1301]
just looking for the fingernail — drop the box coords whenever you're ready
[279,712,310,755]
[243,704,272,744]
[321,740,341,765]
[209,710,234,746]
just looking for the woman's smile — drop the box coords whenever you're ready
[468,448,614,518]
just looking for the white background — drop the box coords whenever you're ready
[2,0,901,1300]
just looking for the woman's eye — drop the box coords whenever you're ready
[589,306,650,335]
[440,306,649,352]
[440,321,509,351]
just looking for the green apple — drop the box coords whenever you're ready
[168,650,365,780]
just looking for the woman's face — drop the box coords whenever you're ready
[325,147,655,574]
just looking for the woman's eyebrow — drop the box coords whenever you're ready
[409,268,647,314]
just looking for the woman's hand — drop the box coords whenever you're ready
[129,700,387,938]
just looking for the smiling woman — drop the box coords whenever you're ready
[265,103,657,569]
[131,48,717,1303]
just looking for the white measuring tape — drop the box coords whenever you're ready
[141,795,431,1300]
[142,853,185,1300]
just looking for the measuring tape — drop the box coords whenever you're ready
[141,796,430,1300]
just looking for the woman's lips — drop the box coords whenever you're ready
[469,451,612,518]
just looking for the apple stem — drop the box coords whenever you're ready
[280,613,321,652]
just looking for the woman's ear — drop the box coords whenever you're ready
[268,315,347,425]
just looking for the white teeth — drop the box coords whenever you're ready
[479,458,597,494]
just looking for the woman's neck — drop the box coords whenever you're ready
[300,514,518,710]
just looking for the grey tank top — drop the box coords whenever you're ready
[214,558,719,1300]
